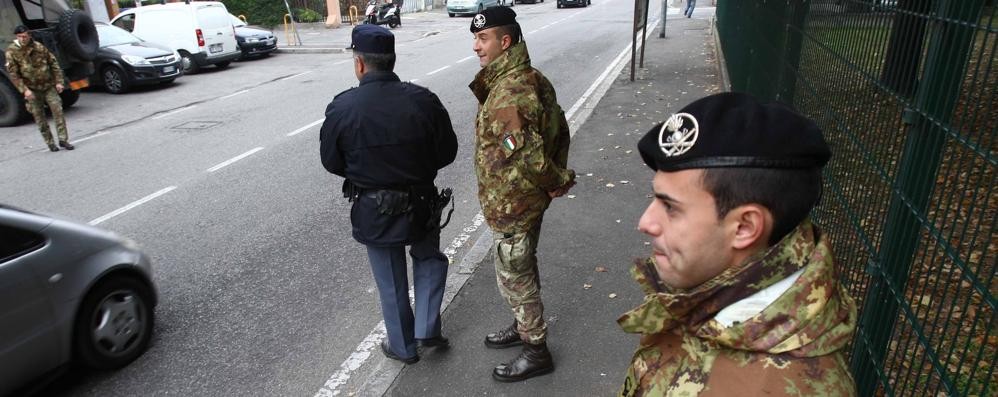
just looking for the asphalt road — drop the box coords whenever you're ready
[0,0,662,395]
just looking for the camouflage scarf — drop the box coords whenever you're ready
[618,219,856,356]
[470,42,531,104]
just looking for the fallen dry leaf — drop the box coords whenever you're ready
[567,194,576,199]
[595,266,607,272]
[583,283,592,289]
[609,293,618,299]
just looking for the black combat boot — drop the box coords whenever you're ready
[58,140,75,150]
[484,321,522,349]
[492,342,554,382]
[47,144,59,152]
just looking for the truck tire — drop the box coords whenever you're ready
[60,88,80,107]
[0,80,28,127]
[57,10,99,61]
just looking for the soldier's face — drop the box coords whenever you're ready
[15,32,31,45]
[473,28,508,67]
[638,170,737,289]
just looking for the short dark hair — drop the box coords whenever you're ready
[356,51,396,71]
[494,24,521,45]
[14,25,29,34]
[700,167,823,246]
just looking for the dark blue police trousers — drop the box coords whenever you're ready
[365,232,448,359]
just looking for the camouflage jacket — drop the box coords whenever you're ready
[618,220,858,396]
[469,42,575,234]
[5,39,64,93]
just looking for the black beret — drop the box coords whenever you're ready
[14,25,29,34]
[350,24,394,54]
[637,92,830,172]
[470,6,517,33]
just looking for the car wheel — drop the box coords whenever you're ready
[449,12,455,17]
[179,51,200,75]
[216,61,231,69]
[74,276,154,370]
[0,80,28,127]
[102,65,128,94]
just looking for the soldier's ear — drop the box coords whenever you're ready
[727,204,771,251]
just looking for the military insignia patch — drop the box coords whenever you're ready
[658,112,698,156]
[502,134,517,151]
[473,14,487,29]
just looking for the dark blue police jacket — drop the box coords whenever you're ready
[320,70,458,247]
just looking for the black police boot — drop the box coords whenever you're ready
[492,342,554,382]
[58,140,75,150]
[484,321,522,349]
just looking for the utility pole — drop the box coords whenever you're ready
[659,0,666,38]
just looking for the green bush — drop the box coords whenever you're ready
[294,8,323,23]
[220,0,288,27]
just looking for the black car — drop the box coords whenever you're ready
[230,15,277,59]
[557,0,589,7]
[93,23,182,94]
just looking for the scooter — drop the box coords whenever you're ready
[364,0,402,28]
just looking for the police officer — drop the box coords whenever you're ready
[5,25,74,152]
[469,6,575,382]
[618,92,857,396]
[320,25,458,364]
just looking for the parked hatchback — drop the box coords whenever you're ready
[0,204,157,395]
[229,15,276,59]
[93,23,182,94]
[447,0,507,17]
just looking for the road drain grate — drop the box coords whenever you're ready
[171,121,222,130]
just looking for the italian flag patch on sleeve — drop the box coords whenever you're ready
[503,134,517,151]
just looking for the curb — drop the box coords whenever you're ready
[276,47,347,54]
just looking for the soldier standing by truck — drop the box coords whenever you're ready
[6,25,74,151]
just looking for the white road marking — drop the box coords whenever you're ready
[221,89,250,99]
[426,65,450,75]
[287,119,325,137]
[410,78,420,83]
[312,15,665,397]
[281,71,313,81]
[152,105,195,120]
[206,147,264,173]
[334,59,352,65]
[456,55,475,63]
[88,186,177,225]
[71,129,112,143]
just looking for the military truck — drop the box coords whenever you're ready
[0,0,99,126]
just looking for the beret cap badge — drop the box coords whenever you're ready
[658,112,698,157]
[473,14,487,29]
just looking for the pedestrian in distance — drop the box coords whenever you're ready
[320,24,458,365]
[684,0,695,18]
[618,92,858,396]
[469,6,576,382]
[5,25,75,152]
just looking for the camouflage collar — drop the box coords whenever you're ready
[618,220,829,341]
[469,42,531,104]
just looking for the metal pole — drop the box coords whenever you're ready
[659,0,666,38]
[283,0,303,46]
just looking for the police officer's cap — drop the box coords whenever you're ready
[470,6,517,33]
[638,92,831,172]
[13,25,29,34]
[350,25,394,54]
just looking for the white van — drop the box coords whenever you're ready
[110,1,240,74]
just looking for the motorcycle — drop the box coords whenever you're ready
[365,0,402,28]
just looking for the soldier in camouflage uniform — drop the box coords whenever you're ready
[5,25,74,152]
[468,6,575,382]
[620,92,858,396]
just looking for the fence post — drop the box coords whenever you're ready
[776,0,809,104]
[849,1,987,395]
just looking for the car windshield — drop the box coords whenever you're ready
[97,24,141,47]
[229,14,247,27]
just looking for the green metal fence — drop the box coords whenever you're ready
[715,0,996,395]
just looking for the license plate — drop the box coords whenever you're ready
[163,65,176,74]
[210,44,223,53]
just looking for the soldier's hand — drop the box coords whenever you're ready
[547,180,576,198]
[55,84,64,93]
[24,89,34,100]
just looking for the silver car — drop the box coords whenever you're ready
[0,204,157,395]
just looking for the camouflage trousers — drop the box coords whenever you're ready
[26,88,68,146]
[492,223,546,345]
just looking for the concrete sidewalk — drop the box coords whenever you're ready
[375,11,723,397]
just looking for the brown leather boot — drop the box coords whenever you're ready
[484,320,522,349]
[491,342,554,382]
